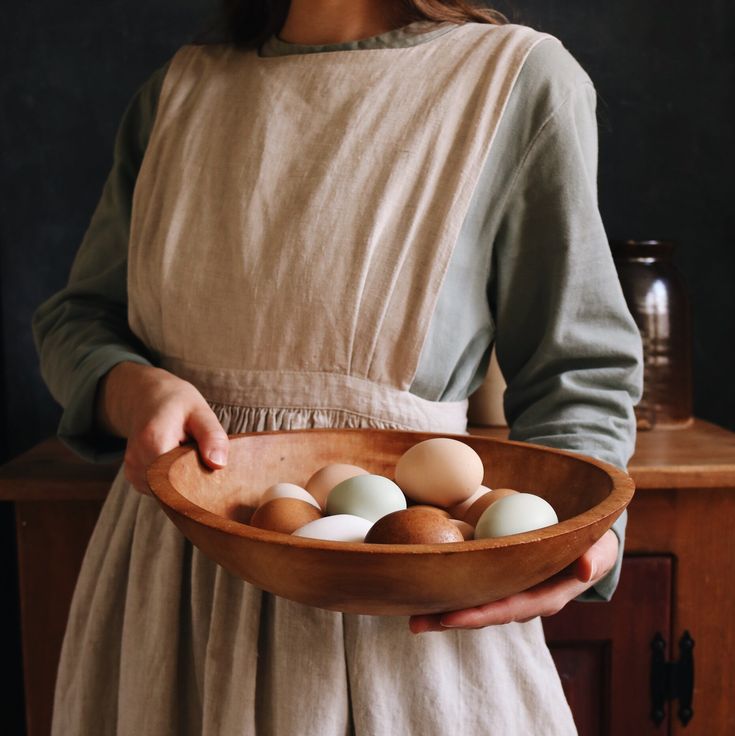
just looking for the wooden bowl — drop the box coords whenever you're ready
[147,429,634,616]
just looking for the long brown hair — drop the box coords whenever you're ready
[215,1,507,49]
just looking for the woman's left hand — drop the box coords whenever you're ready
[409,529,619,633]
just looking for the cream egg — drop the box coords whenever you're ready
[395,438,484,507]
[293,514,372,542]
[259,482,320,509]
[326,474,407,523]
[474,493,558,539]
[305,463,369,508]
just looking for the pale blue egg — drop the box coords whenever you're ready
[474,493,558,539]
[326,474,407,523]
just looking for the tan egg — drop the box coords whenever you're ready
[395,438,484,507]
[406,504,451,518]
[249,498,322,535]
[365,508,464,545]
[306,463,369,508]
[447,485,491,518]
[464,488,519,527]
[449,519,475,540]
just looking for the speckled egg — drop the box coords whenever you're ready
[365,508,465,545]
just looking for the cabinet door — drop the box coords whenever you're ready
[543,555,673,736]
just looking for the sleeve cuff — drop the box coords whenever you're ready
[57,348,152,463]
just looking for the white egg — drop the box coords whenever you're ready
[326,474,407,522]
[474,493,558,539]
[259,483,321,509]
[293,515,373,542]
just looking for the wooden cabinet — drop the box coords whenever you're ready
[2,420,735,736]
[544,555,674,735]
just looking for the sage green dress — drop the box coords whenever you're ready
[33,20,642,736]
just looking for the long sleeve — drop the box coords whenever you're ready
[32,64,169,462]
[490,67,644,601]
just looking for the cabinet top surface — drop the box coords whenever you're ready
[1,419,734,500]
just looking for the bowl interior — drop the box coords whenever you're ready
[167,429,614,529]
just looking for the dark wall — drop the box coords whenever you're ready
[2,1,733,733]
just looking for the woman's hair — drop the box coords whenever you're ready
[214,1,507,49]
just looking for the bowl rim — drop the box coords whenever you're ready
[146,428,635,555]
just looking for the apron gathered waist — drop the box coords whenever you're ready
[161,355,469,434]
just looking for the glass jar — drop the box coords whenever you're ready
[611,240,693,429]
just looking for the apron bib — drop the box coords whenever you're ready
[128,22,549,433]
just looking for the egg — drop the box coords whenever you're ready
[326,474,407,522]
[406,504,451,518]
[365,508,465,545]
[463,488,519,527]
[447,485,491,519]
[395,438,484,506]
[249,498,322,535]
[305,463,369,508]
[293,514,372,542]
[449,519,475,540]
[474,493,559,539]
[259,482,320,509]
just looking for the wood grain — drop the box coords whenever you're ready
[473,419,735,490]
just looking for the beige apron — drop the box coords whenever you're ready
[53,23,576,735]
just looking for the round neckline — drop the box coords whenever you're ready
[258,20,460,58]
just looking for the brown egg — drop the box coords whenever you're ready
[305,463,369,508]
[464,488,519,527]
[447,485,491,518]
[365,508,464,545]
[249,498,322,534]
[449,519,475,540]
[406,504,451,518]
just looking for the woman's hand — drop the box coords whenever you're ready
[96,361,229,495]
[409,529,619,633]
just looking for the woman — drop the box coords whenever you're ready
[33,0,643,733]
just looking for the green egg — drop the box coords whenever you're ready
[326,474,407,523]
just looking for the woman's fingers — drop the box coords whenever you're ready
[186,405,229,468]
[409,530,619,633]
[124,421,186,495]
[100,364,229,494]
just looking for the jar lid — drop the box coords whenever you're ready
[610,239,675,258]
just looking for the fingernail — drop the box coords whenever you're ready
[208,449,227,466]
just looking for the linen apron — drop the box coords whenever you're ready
[53,23,577,736]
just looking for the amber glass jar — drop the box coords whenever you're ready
[611,240,693,429]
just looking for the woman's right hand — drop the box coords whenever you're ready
[96,361,229,495]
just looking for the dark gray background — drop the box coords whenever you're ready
[2,1,733,732]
